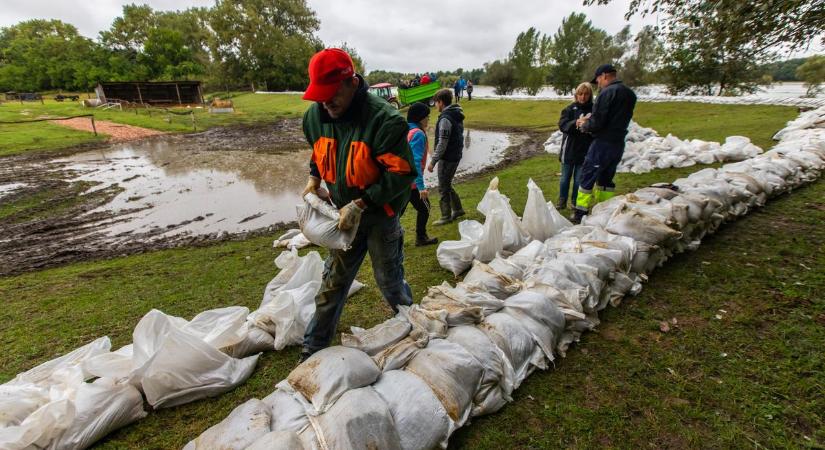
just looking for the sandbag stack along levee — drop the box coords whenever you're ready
[0,247,365,450]
[186,106,825,450]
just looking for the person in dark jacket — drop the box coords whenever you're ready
[427,88,465,225]
[556,82,594,210]
[572,64,637,224]
[300,48,417,361]
[466,80,474,101]
[402,102,438,246]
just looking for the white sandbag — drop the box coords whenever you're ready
[372,370,454,450]
[263,382,310,434]
[0,398,75,450]
[474,208,505,262]
[487,256,524,280]
[428,281,505,316]
[397,304,449,339]
[0,384,49,428]
[372,332,429,372]
[420,286,484,326]
[222,323,275,358]
[130,310,259,408]
[286,346,380,415]
[8,337,111,386]
[183,399,270,450]
[246,431,306,450]
[605,204,682,245]
[479,312,545,387]
[508,240,547,270]
[251,280,321,351]
[404,339,484,426]
[297,192,358,250]
[446,326,515,417]
[341,317,412,355]
[436,240,475,276]
[476,177,530,251]
[522,178,571,241]
[184,306,249,350]
[263,249,324,297]
[49,378,147,450]
[307,387,402,450]
[501,290,566,363]
[462,261,521,299]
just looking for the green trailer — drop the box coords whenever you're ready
[397,82,440,107]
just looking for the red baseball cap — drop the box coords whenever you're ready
[303,48,355,102]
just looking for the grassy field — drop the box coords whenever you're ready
[0,92,795,156]
[0,103,821,448]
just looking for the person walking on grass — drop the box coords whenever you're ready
[403,102,438,246]
[428,88,466,225]
[572,64,637,224]
[453,78,462,103]
[466,80,474,101]
[556,82,594,211]
[300,48,417,361]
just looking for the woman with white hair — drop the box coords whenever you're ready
[556,82,594,210]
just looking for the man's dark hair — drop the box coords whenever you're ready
[434,88,453,106]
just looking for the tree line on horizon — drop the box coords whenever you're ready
[0,0,822,97]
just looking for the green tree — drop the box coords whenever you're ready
[796,55,825,97]
[547,13,600,95]
[209,0,320,91]
[620,26,664,87]
[0,19,99,91]
[509,27,551,95]
[482,59,518,95]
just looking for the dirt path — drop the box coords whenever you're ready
[55,117,166,142]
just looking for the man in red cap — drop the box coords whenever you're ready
[299,48,417,361]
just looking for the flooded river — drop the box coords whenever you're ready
[57,128,518,238]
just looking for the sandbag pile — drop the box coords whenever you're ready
[188,108,825,449]
[0,248,363,450]
[544,121,764,174]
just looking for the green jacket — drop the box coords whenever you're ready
[303,75,416,219]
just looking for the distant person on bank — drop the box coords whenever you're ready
[428,89,466,225]
[466,80,474,101]
[556,82,594,211]
[402,102,438,246]
[572,64,637,224]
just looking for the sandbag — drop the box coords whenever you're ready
[446,326,515,417]
[373,370,454,450]
[183,399,270,450]
[262,382,311,435]
[476,177,530,251]
[307,387,402,450]
[286,346,381,415]
[479,312,545,387]
[474,208,506,262]
[246,431,306,450]
[420,286,484,326]
[341,317,412,355]
[427,281,505,317]
[397,304,449,339]
[372,332,429,372]
[522,178,571,241]
[436,240,475,276]
[48,378,146,450]
[501,290,567,363]
[605,204,682,245]
[404,339,484,426]
[462,260,521,299]
[297,192,358,250]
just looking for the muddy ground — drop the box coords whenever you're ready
[0,119,545,276]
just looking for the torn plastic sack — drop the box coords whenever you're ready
[285,346,381,415]
[183,399,271,450]
[307,387,402,450]
[373,370,455,450]
[404,339,484,427]
[297,192,358,250]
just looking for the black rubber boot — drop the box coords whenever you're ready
[571,209,587,225]
[416,236,439,247]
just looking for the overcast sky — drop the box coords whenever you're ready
[1,0,821,73]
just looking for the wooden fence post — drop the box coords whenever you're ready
[90,116,97,136]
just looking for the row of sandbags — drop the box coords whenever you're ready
[0,248,363,450]
[185,112,825,449]
[544,121,764,174]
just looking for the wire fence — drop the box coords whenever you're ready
[0,114,99,135]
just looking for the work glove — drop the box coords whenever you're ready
[303,176,321,196]
[419,189,429,200]
[338,200,364,231]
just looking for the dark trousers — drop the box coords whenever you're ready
[302,215,412,354]
[437,160,463,219]
[404,188,431,239]
[559,162,582,206]
[575,139,624,212]
[467,90,472,101]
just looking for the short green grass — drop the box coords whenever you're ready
[1,105,822,448]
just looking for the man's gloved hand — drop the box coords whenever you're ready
[303,176,321,196]
[338,200,364,231]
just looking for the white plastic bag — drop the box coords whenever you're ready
[476,177,530,251]
[522,179,571,241]
[297,192,358,250]
[436,240,476,276]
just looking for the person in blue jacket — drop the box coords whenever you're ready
[402,102,438,246]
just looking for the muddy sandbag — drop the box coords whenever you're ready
[286,346,380,415]
[48,378,146,450]
[508,240,547,270]
[420,286,484,326]
[262,382,311,434]
[307,387,402,450]
[479,312,545,388]
[341,317,412,355]
[487,256,524,280]
[297,192,358,250]
[428,281,505,316]
[183,399,270,450]
[605,205,682,246]
[501,290,566,363]
[222,323,275,358]
[372,370,455,450]
[522,178,571,241]
[397,304,449,339]
[246,431,305,450]
[462,260,521,299]
[404,339,484,426]
[446,326,515,417]
[372,331,429,372]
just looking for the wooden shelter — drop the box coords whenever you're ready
[95,81,203,105]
